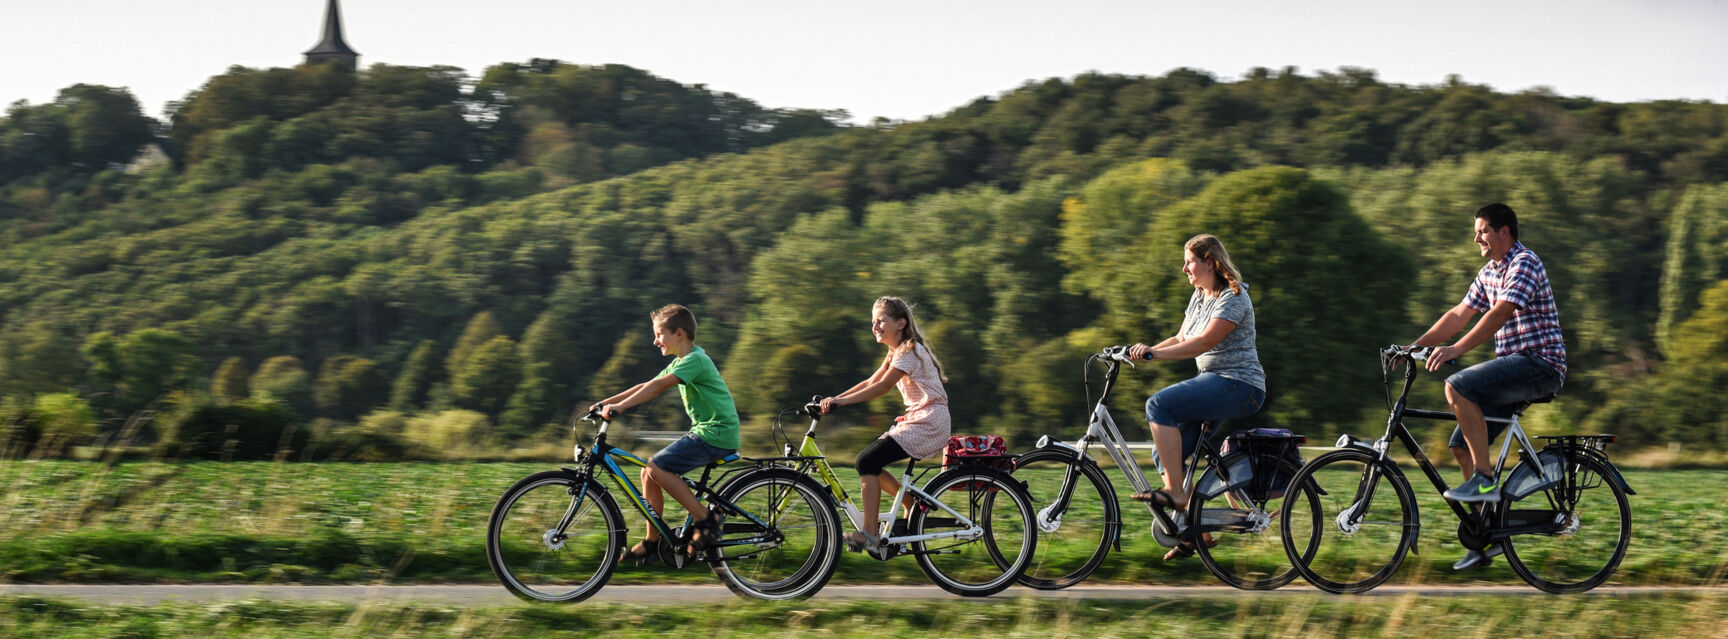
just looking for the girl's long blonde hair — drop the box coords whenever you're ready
[1185,234,1245,295]
[876,296,948,383]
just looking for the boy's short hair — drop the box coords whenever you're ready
[651,304,697,341]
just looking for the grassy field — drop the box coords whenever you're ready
[1,460,1725,587]
[4,592,1726,638]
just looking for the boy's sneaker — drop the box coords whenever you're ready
[1452,543,1504,570]
[1444,472,1502,503]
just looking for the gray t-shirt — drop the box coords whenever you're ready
[1179,283,1266,392]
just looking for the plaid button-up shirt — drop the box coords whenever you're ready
[1463,242,1568,375]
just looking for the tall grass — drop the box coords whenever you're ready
[3,593,1724,638]
[2,461,1724,586]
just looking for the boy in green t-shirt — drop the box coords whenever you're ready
[593,304,740,564]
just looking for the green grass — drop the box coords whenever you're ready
[2,460,1725,586]
[4,592,1726,638]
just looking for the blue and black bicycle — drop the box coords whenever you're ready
[485,408,842,602]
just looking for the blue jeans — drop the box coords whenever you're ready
[649,434,736,475]
[1145,373,1266,460]
[1444,352,1565,449]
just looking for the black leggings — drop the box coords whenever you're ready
[855,436,911,477]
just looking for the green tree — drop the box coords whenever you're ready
[1657,183,1728,355]
[447,311,503,383]
[313,355,389,421]
[249,356,314,417]
[499,360,557,437]
[0,321,83,397]
[78,329,198,417]
[452,336,522,416]
[29,393,98,457]
[1131,166,1415,434]
[1650,280,1728,446]
[388,340,441,411]
[211,357,250,402]
[587,331,650,404]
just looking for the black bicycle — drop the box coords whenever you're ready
[1011,345,1322,590]
[1279,345,1634,594]
[485,408,842,602]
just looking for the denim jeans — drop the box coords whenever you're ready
[1444,352,1565,449]
[1144,373,1266,460]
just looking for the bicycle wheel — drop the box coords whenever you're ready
[1192,454,1320,590]
[910,467,1037,597]
[1500,453,1631,593]
[487,470,624,603]
[1280,448,1418,594]
[1008,449,1119,590]
[710,468,842,600]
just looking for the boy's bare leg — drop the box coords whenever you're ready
[648,463,711,525]
[640,466,665,542]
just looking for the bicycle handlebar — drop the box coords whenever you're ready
[801,395,837,419]
[1100,345,1152,363]
[1381,344,1457,367]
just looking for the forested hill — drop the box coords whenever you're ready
[2,62,1725,459]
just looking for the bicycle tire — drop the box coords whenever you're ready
[709,468,843,600]
[1192,453,1320,590]
[1500,453,1631,593]
[910,467,1037,597]
[1007,448,1120,590]
[1280,448,1418,594]
[486,470,624,603]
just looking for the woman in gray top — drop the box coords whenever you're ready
[1126,234,1267,561]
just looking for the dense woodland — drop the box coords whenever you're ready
[1,61,1725,460]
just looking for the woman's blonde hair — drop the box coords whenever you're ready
[875,296,948,383]
[1185,234,1245,295]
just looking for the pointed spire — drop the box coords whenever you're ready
[304,0,360,70]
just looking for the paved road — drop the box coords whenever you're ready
[2,584,1721,606]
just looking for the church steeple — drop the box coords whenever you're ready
[303,0,360,70]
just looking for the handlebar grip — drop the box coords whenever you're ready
[804,395,830,417]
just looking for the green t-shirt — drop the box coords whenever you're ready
[657,345,740,450]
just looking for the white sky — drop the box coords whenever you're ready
[3,0,1726,123]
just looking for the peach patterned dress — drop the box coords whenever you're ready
[882,342,951,460]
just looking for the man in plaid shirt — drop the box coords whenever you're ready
[1412,203,1567,569]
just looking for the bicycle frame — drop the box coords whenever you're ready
[1036,348,1235,543]
[780,413,986,547]
[1341,348,1558,543]
[561,416,781,561]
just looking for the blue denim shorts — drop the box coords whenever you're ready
[1444,352,1565,449]
[649,434,736,475]
[1145,373,1267,460]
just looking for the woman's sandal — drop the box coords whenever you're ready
[1129,489,1188,512]
[624,537,662,566]
[1162,534,1217,561]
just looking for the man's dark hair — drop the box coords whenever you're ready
[1475,203,1518,241]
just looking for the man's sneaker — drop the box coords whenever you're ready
[1444,472,1502,503]
[1452,543,1504,570]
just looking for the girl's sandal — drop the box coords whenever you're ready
[624,538,662,566]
